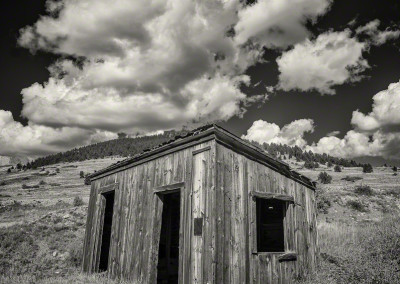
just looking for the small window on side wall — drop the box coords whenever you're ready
[256,198,285,252]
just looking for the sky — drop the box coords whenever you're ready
[1,0,400,163]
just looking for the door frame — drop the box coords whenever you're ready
[152,182,185,283]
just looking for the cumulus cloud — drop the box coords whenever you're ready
[0,110,116,158]
[3,0,334,158]
[351,80,400,132]
[277,29,368,94]
[309,79,400,159]
[242,119,314,147]
[356,19,400,46]
[234,0,332,48]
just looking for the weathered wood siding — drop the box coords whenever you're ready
[82,140,216,283]
[82,136,316,284]
[215,143,317,284]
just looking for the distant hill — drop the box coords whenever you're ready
[353,156,400,167]
[26,128,369,170]
[28,130,179,169]
[254,142,366,168]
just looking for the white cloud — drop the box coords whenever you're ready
[309,79,400,159]
[356,19,400,46]
[3,0,336,158]
[234,0,332,48]
[307,130,382,158]
[0,110,116,158]
[242,119,314,147]
[277,30,368,94]
[351,80,400,132]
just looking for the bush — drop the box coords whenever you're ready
[318,172,332,184]
[341,176,363,182]
[7,168,11,174]
[73,196,84,207]
[347,200,368,212]
[327,161,333,168]
[394,173,398,176]
[56,168,60,173]
[39,180,46,186]
[79,171,85,178]
[393,166,398,172]
[354,185,374,196]
[304,161,315,169]
[317,195,332,214]
[362,163,373,173]
[334,165,341,172]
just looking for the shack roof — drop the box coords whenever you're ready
[90,124,316,190]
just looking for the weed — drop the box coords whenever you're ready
[341,176,363,182]
[354,185,374,196]
[317,195,331,214]
[73,196,84,207]
[347,200,368,212]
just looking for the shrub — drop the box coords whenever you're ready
[318,172,332,184]
[0,181,6,186]
[22,183,29,189]
[327,161,333,168]
[304,161,315,169]
[347,200,368,212]
[362,163,373,173]
[317,195,331,214]
[334,165,341,172]
[393,166,398,172]
[56,168,60,173]
[6,168,11,174]
[341,176,363,182]
[73,196,84,207]
[394,173,398,176]
[79,171,85,178]
[354,185,373,196]
[39,180,46,185]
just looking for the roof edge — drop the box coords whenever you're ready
[89,124,316,190]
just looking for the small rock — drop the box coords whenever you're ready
[53,251,58,257]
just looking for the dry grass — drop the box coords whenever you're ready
[0,272,136,284]
[1,158,400,283]
[297,217,400,284]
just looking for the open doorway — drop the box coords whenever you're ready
[99,190,115,272]
[157,191,180,284]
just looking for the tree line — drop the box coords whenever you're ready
[26,130,369,169]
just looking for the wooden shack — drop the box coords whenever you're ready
[82,124,317,283]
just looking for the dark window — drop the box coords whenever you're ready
[256,198,285,252]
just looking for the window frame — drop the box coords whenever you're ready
[250,191,294,255]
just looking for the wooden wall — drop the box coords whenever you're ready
[82,140,215,283]
[215,143,317,284]
[82,138,317,284]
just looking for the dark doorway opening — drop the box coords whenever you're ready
[99,191,115,272]
[157,192,180,284]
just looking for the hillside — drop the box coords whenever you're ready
[0,157,399,283]
[25,129,368,171]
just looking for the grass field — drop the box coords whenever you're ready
[0,159,399,283]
